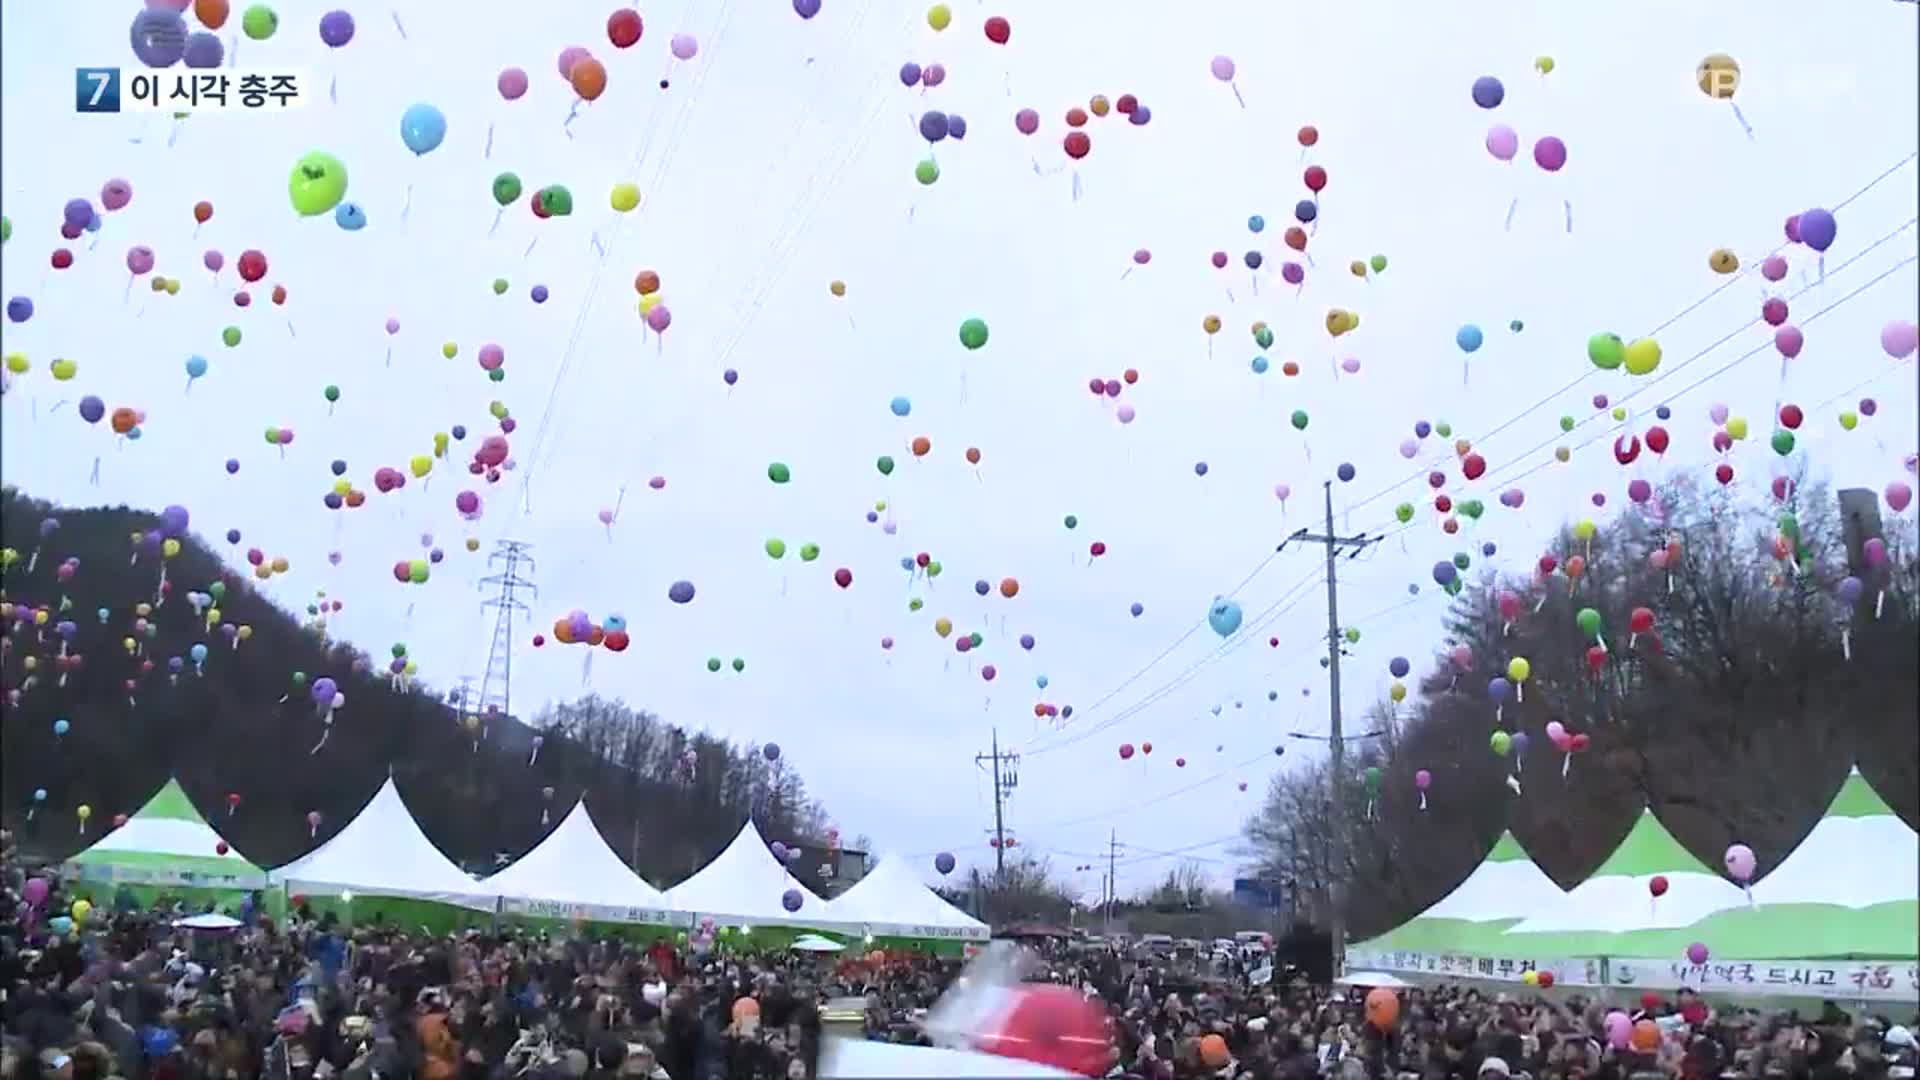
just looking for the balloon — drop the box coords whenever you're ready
[557,46,590,79]
[1889,483,1914,513]
[958,318,989,349]
[334,202,367,230]
[400,103,448,155]
[1013,108,1039,134]
[1485,124,1518,162]
[289,152,349,217]
[668,580,696,604]
[318,9,353,46]
[1697,53,1740,98]
[1471,76,1504,108]
[1798,208,1837,252]
[240,4,277,40]
[1623,338,1662,375]
[927,4,951,30]
[1882,321,1919,359]
[497,67,529,100]
[671,33,698,60]
[570,56,608,100]
[1364,988,1399,1031]
[1533,136,1567,171]
[1207,597,1243,637]
[131,8,190,67]
[607,9,642,48]
[610,182,641,212]
[1456,325,1484,353]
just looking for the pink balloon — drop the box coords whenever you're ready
[1760,254,1788,281]
[100,179,133,211]
[1485,124,1519,162]
[1209,55,1236,81]
[1414,769,1431,790]
[646,304,672,332]
[1273,483,1291,500]
[1628,478,1651,504]
[1532,136,1567,172]
[670,33,698,60]
[1774,324,1804,358]
[455,490,480,516]
[1014,108,1039,135]
[497,66,529,100]
[1280,262,1304,285]
[477,344,505,371]
[1881,320,1918,360]
[1723,843,1756,883]
[1545,720,1568,746]
[1339,357,1361,374]
[1450,644,1472,670]
[1709,402,1730,425]
[596,508,613,524]
[1888,482,1914,513]
[1605,1012,1632,1051]
[1115,403,1136,424]
[921,63,945,87]
[1761,297,1788,326]
[1398,438,1418,459]
[203,249,224,272]
[1131,248,1151,265]
[556,46,590,80]
[1686,942,1710,965]
[125,245,155,275]
[384,317,400,334]
[648,475,666,489]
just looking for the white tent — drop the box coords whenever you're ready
[825,855,989,942]
[64,777,268,890]
[1501,808,1747,946]
[665,820,832,928]
[269,778,495,910]
[1752,766,1918,908]
[485,800,684,926]
[1350,831,1564,955]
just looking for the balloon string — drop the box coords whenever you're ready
[390,10,409,39]
[1231,83,1246,109]
[489,209,504,236]
[401,183,413,223]
[329,74,338,105]
[1503,197,1519,232]
[1564,200,1574,234]
[485,122,495,160]
[1729,103,1753,140]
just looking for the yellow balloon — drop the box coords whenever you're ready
[123,636,136,652]
[1250,320,1268,335]
[404,659,418,674]
[442,342,458,359]
[1726,416,1749,440]
[72,899,92,923]
[1507,657,1531,682]
[639,292,661,315]
[1202,314,1222,335]
[465,537,480,552]
[77,805,92,821]
[254,564,272,579]
[1349,260,1368,277]
[50,358,77,380]
[1389,681,1407,703]
[927,3,951,30]
[237,625,253,640]
[1622,337,1662,376]
[1345,311,1361,332]
[1324,309,1349,336]
[1523,969,1540,986]
[409,454,432,478]
[829,279,847,297]
[4,353,27,374]
[34,609,49,625]
[610,183,642,212]
[206,607,221,625]
[1839,411,1858,431]
[1696,53,1740,100]
[874,499,887,512]
[332,478,351,496]
[1708,248,1739,274]
[161,538,181,559]
[1574,518,1596,541]
[1611,407,1627,422]
[1534,55,1555,75]
[934,616,953,638]
[22,656,36,671]
[433,430,450,451]
[270,555,289,573]
[164,278,181,296]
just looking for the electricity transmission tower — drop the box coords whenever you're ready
[477,541,537,726]
[976,729,1020,878]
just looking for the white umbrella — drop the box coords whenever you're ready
[1335,971,1412,988]
[792,934,847,953]
[172,913,244,931]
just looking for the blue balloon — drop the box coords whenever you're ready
[605,613,628,632]
[1414,420,1431,438]
[334,201,368,230]
[49,917,73,935]
[1388,656,1410,678]
[1432,561,1457,586]
[184,354,208,379]
[7,297,33,323]
[1456,324,1484,353]
[1471,76,1505,110]
[1247,214,1266,233]
[1487,677,1511,703]
[1336,463,1356,482]
[1251,356,1269,374]
[1510,731,1530,756]
[889,395,911,417]
[399,103,447,155]
[1035,674,1049,689]
[85,213,103,233]
[1294,199,1317,224]
[53,718,70,736]
[1207,596,1243,637]
[190,642,209,663]
[947,115,967,140]
[1130,602,1144,617]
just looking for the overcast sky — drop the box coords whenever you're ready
[3,0,1916,900]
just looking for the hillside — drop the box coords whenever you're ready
[0,487,832,889]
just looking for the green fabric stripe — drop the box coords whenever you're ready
[1486,831,1532,863]
[135,778,211,824]
[1826,771,1898,820]
[1590,810,1715,878]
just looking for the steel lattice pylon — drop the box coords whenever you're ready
[476,541,537,724]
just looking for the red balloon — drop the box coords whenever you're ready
[1778,403,1803,429]
[833,567,853,588]
[61,221,83,240]
[1649,874,1669,897]
[1645,425,1670,455]
[604,629,630,652]
[1434,494,1453,513]
[1141,741,1152,754]
[1303,165,1327,192]
[1715,463,1734,486]
[1088,541,1106,557]
[1537,972,1556,989]
[1586,645,1606,673]
[1297,125,1319,147]
[1114,93,1137,114]
[607,9,642,47]
[1629,607,1655,634]
[1174,757,1186,767]
[51,249,74,269]
[983,15,1010,43]
[1613,434,1641,465]
[392,561,410,582]
[532,191,552,218]
[1118,743,1134,760]
[237,249,268,283]
[1461,453,1487,481]
[1537,554,1558,576]
[1065,107,1088,128]
[1063,131,1091,160]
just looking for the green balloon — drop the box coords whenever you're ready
[876,455,895,476]
[732,657,745,672]
[1254,326,1274,348]
[1344,627,1360,644]
[1,216,10,244]
[538,186,573,215]
[1771,429,1795,456]
[1364,766,1381,790]
[1587,332,1625,370]
[915,159,940,185]
[1435,422,1452,438]
[958,317,989,350]
[926,560,942,578]
[908,597,923,611]
[1509,319,1524,332]
[291,671,307,686]
[1394,502,1414,523]
[492,278,509,295]
[288,151,348,217]
[208,582,225,598]
[1290,409,1309,431]
[1490,731,1512,755]
[1444,578,1462,596]
[487,367,505,383]
[323,384,340,402]
[968,631,983,647]
[767,462,791,484]
[264,426,279,444]
[408,559,429,583]
[798,542,820,562]
[1063,514,1078,529]
[1576,607,1603,637]
[223,326,242,347]
[1559,415,1575,432]
[764,538,786,559]
[491,172,523,206]
[1453,552,1471,570]
[707,657,722,672]
[1458,499,1484,520]
[1369,254,1388,273]
[241,4,278,39]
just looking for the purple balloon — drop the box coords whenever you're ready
[899,62,922,87]
[1280,262,1305,285]
[1019,633,1035,650]
[318,9,355,47]
[1128,105,1151,126]
[1470,76,1505,109]
[79,397,106,424]
[918,110,949,143]
[1414,420,1431,438]
[225,458,240,474]
[323,492,344,510]
[1838,576,1864,603]
[1510,732,1529,757]
[934,852,956,875]
[160,504,190,537]
[781,888,804,912]
[530,285,549,303]
[1533,136,1568,172]
[771,841,789,860]
[1797,208,1837,253]
[130,8,189,67]
[6,297,32,323]
[311,677,338,703]
[668,580,696,604]
[63,199,95,229]
[793,0,821,17]
[1488,677,1511,703]
[182,31,224,68]
[723,368,738,386]
[947,115,967,140]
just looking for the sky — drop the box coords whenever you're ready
[2,0,1917,902]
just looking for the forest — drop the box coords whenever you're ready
[0,487,835,890]
[1237,472,1920,941]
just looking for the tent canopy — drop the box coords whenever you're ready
[1354,830,1564,954]
[826,855,989,942]
[1753,767,1918,909]
[269,778,494,910]
[485,800,683,926]
[66,777,267,890]
[665,820,832,928]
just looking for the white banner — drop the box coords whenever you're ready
[66,859,268,891]
[1347,948,1602,987]
[500,897,691,928]
[1605,958,1920,1002]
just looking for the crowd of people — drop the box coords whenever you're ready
[3,834,1915,1080]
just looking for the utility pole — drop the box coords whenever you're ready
[1281,480,1382,981]
[477,541,537,729]
[1106,830,1119,933]
[975,729,1019,879]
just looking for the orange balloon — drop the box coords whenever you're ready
[1565,554,1586,578]
[1199,1034,1229,1068]
[193,201,213,224]
[998,577,1019,598]
[110,407,138,435]
[1088,94,1110,117]
[194,0,230,29]
[587,625,606,647]
[344,489,366,508]
[569,57,608,101]
[635,270,661,295]
[911,436,931,457]
[964,446,981,465]
[553,617,576,644]
[867,950,885,965]
[1065,106,1088,127]
[1283,226,1308,252]
[1364,987,1400,1031]
[1281,361,1300,377]
[1630,1019,1659,1053]
[732,997,761,1021]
